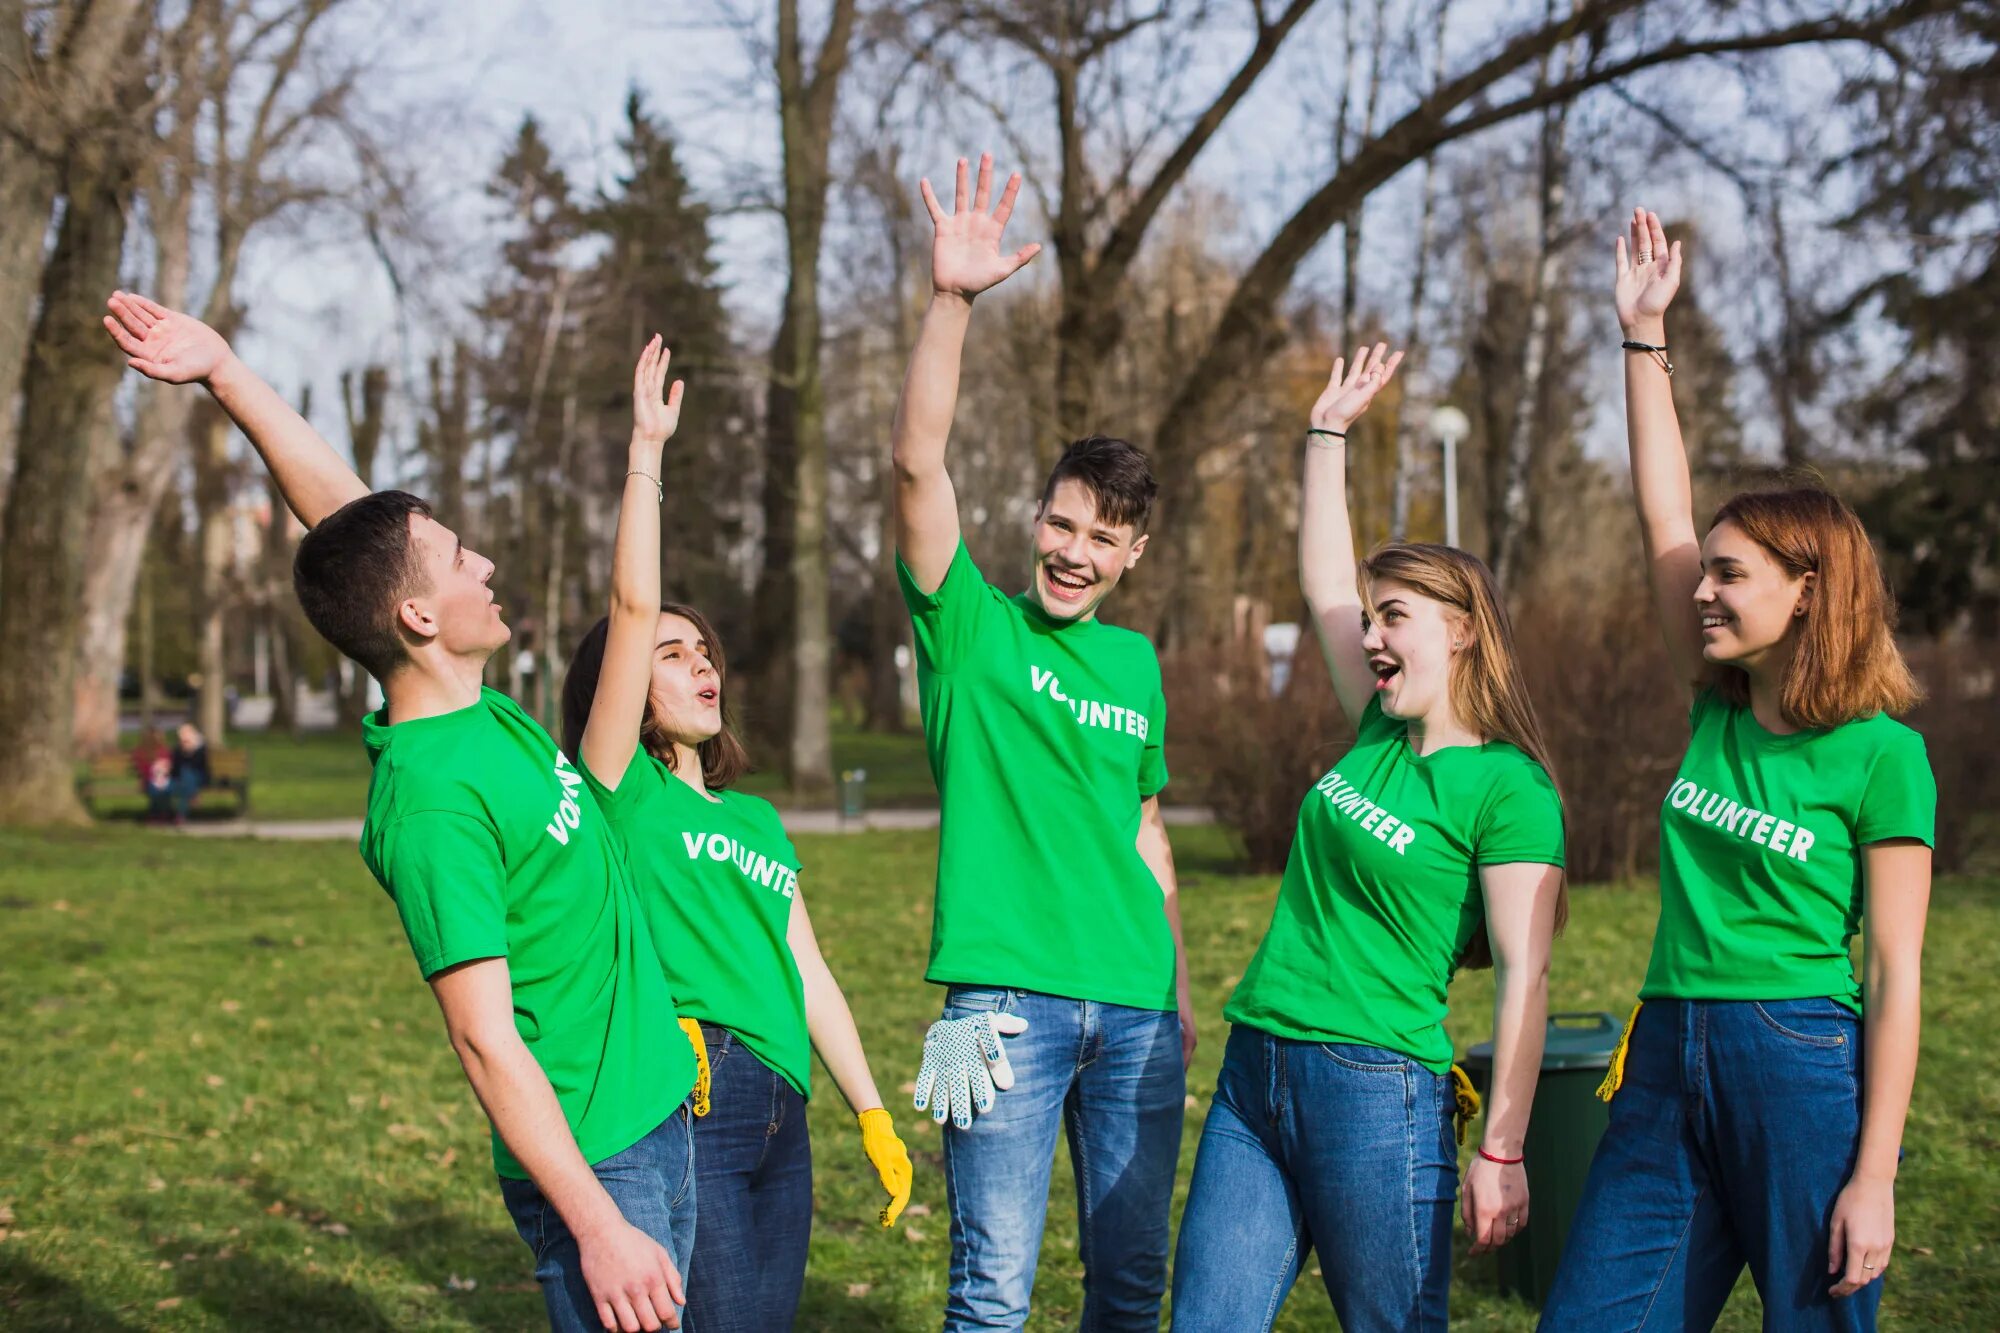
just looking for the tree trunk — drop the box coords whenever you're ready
[0,143,57,514]
[191,397,235,742]
[0,140,137,824]
[761,0,857,798]
[1491,16,1581,586]
[866,252,919,735]
[336,364,389,725]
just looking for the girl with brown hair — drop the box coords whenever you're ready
[1170,346,1568,1331]
[1540,211,1936,1332]
[561,338,912,1332]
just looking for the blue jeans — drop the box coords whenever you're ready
[1542,999,1879,1332]
[684,1024,812,1333]
[500,1109,697,1333]
[939,985,1186,1332]
[1170,1024,1457,1332]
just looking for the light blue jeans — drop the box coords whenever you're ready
[1541,998,1880,1332]
[938,985,1186,1332]
[1170,1024,1458,1332]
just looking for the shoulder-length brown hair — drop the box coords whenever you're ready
[1362,542,1567,971]
[1709,488,1921,729]
[561,602,752,790]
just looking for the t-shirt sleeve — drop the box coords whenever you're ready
[1139,682,1168,798]
[1475,759,1567,868]
[578,749,649,820]
[375,810,510,979]
[748,796,803,871]
[896,539,998,675]
[1855,727,1937,847]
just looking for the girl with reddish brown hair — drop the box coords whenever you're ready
[1542,212,1936,1333]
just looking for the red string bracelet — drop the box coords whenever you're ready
[1477,1146,1524,1166]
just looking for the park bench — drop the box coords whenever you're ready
[77,746,253,818]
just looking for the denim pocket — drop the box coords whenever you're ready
[943,986,1012,1016]
[1751,999,1853,1049]
[1318,1041,1410,1073]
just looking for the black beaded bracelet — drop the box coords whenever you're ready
[1621,339,1674,375]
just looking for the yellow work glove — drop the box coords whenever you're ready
[679,1017,711,1117]
[857,1107,913,1227]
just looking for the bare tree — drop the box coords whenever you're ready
[73,0,370,751]
[0,4,153,823]
[1141,0,1935,640]
[0,0,148,512]
[753,0,861,797]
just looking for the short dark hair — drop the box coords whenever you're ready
[1038,435,1158,532]
[292,490,434,681]
[561,604,752,790]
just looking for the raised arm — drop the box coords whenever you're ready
[1613,210,1710,692]
[1300,343,1404,725]
[580,337,683,791]
[892,153,1042,594]
[432,958,685,1331]
[104,292,367,529]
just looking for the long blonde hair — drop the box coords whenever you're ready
[1361,542,1567,969]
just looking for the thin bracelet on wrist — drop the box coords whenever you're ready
[1477,1146,1525,1166]
[1306,427,1347,447]
[1620,338,1673,376]
[626,469,663,502]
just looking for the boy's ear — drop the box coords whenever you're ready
[398,598,440,642]
[1126,532,1149,568]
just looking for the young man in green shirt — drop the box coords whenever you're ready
[892,155,1193,1331]
[104,293,698,1333]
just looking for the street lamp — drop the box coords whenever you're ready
[1428,405,1471,549]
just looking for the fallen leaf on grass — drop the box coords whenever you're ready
[219,1000,241,1014]
[904,1227,927,1243]
[0,1205,14,1226]
[904,1203,932,1218]
[147,1178,165,1192]
[155,1297,182,1311]
[446,1274,478,1292]
[321,1222,351,1237]
[204,1074,224,1088]
[265,1201,286,1217]
[847,1283,873,1298]
[1912,1246,1934,1257]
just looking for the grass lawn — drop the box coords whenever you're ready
[81,723,937,822]
[3,823,1995,1330]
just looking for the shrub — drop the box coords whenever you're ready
[1901,639,1999,875]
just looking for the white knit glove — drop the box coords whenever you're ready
[912,1011,1030,1129]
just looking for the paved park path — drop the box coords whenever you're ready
[175,805,1217,841]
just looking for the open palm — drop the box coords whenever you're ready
[923,153,1041,300]
[1614,207,1682,332]
[630,334,684,454]
[1311,342,1405,434]
[103,291,231,384]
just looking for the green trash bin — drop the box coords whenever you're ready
[1459,1010,1620,1307]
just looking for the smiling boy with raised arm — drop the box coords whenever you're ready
[892,157,1193,1332]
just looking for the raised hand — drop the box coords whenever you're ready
[1310,342,1405,435]
[921,153,1042,301]
[103,291,233,384]
[630,334,684,457]
[1613,207,1682,334]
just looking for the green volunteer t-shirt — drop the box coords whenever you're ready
[1225,696,1565,1072]
[582,752,811,1098]
[1641,688,1936,1008]
[899,540,1174,1010]
[359,688,695,1179]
